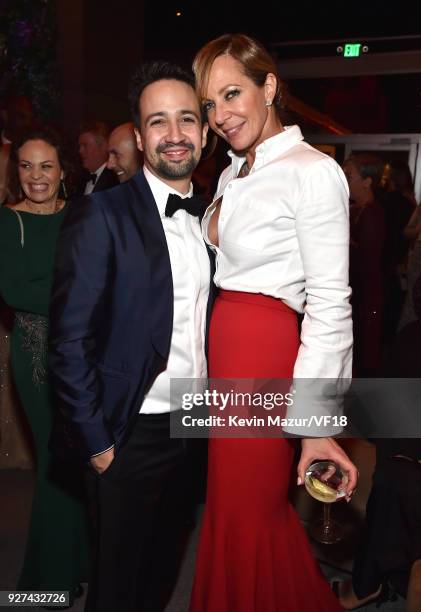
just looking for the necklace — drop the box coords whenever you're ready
[24,198,62,215]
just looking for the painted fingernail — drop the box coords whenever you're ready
[297,477,302,485]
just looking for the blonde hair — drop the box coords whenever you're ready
[193,33,284,118]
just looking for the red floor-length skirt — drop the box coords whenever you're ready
[190,290,343,612]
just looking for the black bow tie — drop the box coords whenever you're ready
[88,172,97,185]
[165,193,206,218]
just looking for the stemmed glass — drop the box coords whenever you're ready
[304,460,348,544]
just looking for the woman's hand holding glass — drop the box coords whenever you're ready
[297,437,358,501]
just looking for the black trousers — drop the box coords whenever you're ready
[352,443,421,598]
[85,413,190,612]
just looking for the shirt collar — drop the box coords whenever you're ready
[143,166,193,217]
[94,162,107,178]
[228,125,304,176]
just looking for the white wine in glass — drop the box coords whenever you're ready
[304,461,348,544]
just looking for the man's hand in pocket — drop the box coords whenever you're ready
[90,447,115,474]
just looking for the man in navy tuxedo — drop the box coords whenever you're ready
[50,61,213,612]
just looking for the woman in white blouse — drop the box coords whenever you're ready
[189,34,358,612]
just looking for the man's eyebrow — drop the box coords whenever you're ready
[180,109,200,120]
[144,111,165,123]
[144,110,200,123]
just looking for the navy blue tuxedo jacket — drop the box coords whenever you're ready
[50,170,215,460]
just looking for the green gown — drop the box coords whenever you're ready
[0,206,90,602]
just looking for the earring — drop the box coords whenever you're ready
[60,179,68,199]
[265,100,273,107]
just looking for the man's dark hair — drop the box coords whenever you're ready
[128,61,196,129]
[346,153,385,194]
[79,120,111,143]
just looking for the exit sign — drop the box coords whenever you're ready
[343,43,361,57]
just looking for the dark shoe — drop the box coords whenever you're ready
[331,580,396,610]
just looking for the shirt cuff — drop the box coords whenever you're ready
[90,444,115,458]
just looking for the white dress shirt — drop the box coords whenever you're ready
[84,162,107,195]
[140,167,210,414]
[202,125,353,435]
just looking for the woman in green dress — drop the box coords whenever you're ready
[0,127,90,605]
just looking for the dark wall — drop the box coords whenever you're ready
[56,0,144,135]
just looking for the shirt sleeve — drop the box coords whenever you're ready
[284,156,353,436]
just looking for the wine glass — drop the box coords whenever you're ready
[304,460,348,544]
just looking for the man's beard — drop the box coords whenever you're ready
[155,143,198,179]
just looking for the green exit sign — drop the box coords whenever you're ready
[344,43,361,57]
